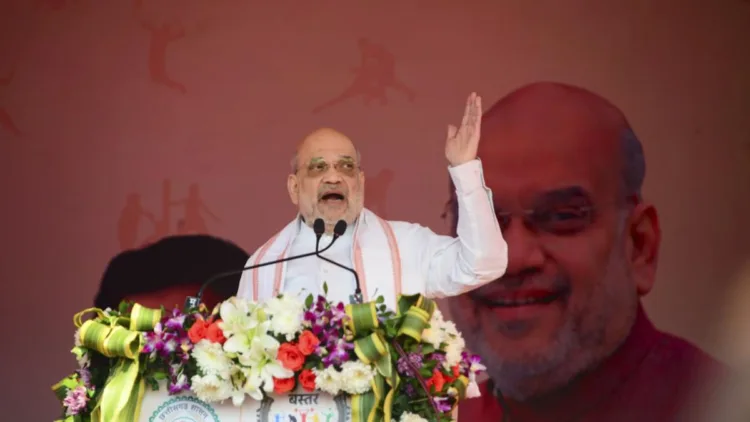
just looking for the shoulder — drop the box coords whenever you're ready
[457,381,503,422]
[646,329,728,413]
[651,330,725,373]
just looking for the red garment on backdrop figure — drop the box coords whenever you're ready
[457,306,723,422]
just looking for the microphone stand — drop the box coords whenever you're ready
[184,219,338,311]
[315,220,363,304]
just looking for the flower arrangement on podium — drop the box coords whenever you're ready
[53,284,485,422]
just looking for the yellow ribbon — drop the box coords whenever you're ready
[52,304,163,422]
[346,294,437,422]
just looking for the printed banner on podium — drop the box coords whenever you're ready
[140,386,350,422]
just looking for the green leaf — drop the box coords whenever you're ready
[419,367,433,378]
[376,295,385,304]
[305,294,314,308]
[152,371,169,380]
[323,282,329,295]
[144,375,160,391]
[385,324,398,338]
[421,344,436,355]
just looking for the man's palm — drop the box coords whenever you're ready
[446,92,482,166]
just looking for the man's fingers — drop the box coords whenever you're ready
[447,124,458,140]
[460,93,475,129]
[473,95,483,129]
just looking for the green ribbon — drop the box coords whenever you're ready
[345,294,437,422]
[52,304,163,422]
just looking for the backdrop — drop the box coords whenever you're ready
[1,0,749,419]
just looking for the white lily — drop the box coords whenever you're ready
[219,298,259,337]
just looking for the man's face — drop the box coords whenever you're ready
[445,113,649,399]
[288,133,364,230]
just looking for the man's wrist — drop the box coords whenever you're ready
[448,159,486,194]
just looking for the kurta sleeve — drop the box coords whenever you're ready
[413,158,507,297]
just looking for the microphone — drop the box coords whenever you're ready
[183,218,340,311]
[313,218,326,252]
[314,220,363,304]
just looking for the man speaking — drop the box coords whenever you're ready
[237,93,508,308]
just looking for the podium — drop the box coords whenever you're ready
[139,385,350,422]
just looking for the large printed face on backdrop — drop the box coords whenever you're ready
[445,82,660,400]
[287,128,365,232]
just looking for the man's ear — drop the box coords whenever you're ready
[627,202,661,296]
[287,174,299,205]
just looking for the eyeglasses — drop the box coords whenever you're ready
[303,159,361,177]
[442,199,602,235]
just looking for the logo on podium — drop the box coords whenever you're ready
[148,396,220,422]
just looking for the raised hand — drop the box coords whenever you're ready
[445,92,482,167]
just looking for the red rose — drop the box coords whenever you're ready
[205,320,226,344]
[188,319,210,344]
[273,376,296,394]
[426,369,446,393]
[444,365,461,383]
[298,369,317,392]
[298,330,320,356]
[277,343,305,372]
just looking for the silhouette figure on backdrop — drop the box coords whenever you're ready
[312,38,416,113]
[133,0,187,94]
[118,181,220,250]
[0,69,21,137]
[141,179,173,245]
[141,21,187,94]
[118,193,155,250]
[173,183,220,235]
[365,168,394,218]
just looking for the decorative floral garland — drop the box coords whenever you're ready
[52,286,485,422]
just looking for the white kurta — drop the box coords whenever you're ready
[237,159,507,308]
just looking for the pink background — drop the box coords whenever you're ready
[1,0,749,419]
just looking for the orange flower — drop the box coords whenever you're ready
[297,331,320,356]
[277,343,305,372]
[426,369,446,393]
[273,376,296,394]
[205,320,226,344]
[188,319,210,344]
[444,365,461,383]
[298,369,317,392]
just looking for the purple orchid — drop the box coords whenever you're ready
[168,370,190,394]
[433,396,453,413]
[303,296,355,368]
[141,307,195,394]
[459,352,484,377]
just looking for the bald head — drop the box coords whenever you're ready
[480,81,645,198]
[291,128,361,174]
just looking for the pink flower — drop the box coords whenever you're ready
[63,386,88,416]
